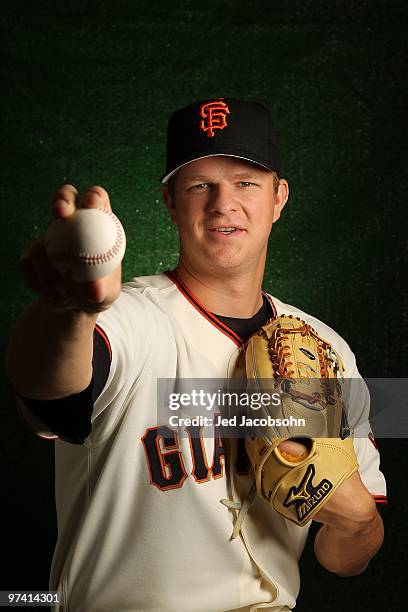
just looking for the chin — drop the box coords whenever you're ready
[206,256,247,272]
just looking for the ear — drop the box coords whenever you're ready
[162,186,177,224]
[272,179,289,223]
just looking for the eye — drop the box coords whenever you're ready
[239,181,257,187]
[190,183,209,191]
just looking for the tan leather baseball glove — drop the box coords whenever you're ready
[222,315,358,534]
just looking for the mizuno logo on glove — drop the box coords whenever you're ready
[283,463,333,522]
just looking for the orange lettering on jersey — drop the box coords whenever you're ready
[141,426,187,491]
[200,100,230,138]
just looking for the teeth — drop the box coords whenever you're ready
[217,227,236,232]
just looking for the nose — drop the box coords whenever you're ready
[207,183,238,215]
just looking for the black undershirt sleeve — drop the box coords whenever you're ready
[91,326,112,401]
[17,326,111,445]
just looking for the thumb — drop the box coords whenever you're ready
[278,439,310,463]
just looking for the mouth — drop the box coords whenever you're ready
[207,226,245,237]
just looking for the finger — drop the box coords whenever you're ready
[85,280,107,304]
[67,279,109,314]
[52,184,79,219]
[69,265,121,312]
[77,264,121,304]
[278,439,310,462]
[27,240,69,300]
[19,239,50,293]
[81,185,112,212]
[20,249,44,293]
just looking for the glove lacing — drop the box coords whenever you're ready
[220,481,257,540]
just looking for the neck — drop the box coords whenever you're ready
[174,260,265,318]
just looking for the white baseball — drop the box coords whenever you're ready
[45,207,126,282]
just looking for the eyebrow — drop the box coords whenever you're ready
[184,172,266,182]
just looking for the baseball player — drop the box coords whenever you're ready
[6,98,387,612]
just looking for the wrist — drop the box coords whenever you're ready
[36,297,99,326]
[312,471,378,532]
[322,505,379,537]
[347,504,382,537]
[314,510,384,576]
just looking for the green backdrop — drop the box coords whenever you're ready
[1,1,406,610]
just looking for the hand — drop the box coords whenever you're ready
[20,185,122,314]
[278,438,377,533]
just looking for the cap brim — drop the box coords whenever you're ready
[161,154,272,183]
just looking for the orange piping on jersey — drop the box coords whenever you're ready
[95,323,112,360]
[368,431,379,450]
[373,495,388,505]
[165,270,242,346]
[165,270,276,347]
[262,290,277,318]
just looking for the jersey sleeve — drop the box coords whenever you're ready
[353,431,388,507]
[84,284,156,443]
[346,359,388,507]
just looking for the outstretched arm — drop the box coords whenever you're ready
[6,184,121,399]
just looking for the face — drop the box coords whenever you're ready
[163,156,288,277]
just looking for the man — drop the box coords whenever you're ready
[6,98,387,611]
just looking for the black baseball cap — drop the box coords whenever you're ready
[160,98,281,183]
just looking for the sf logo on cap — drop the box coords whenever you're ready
[200,100,230,138]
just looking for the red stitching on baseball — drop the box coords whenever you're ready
[72,210,124,265]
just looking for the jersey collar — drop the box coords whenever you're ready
[164,269,276,347]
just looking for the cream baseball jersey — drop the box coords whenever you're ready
[46,272,386,612]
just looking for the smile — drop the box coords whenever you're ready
[207,227,245,238]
